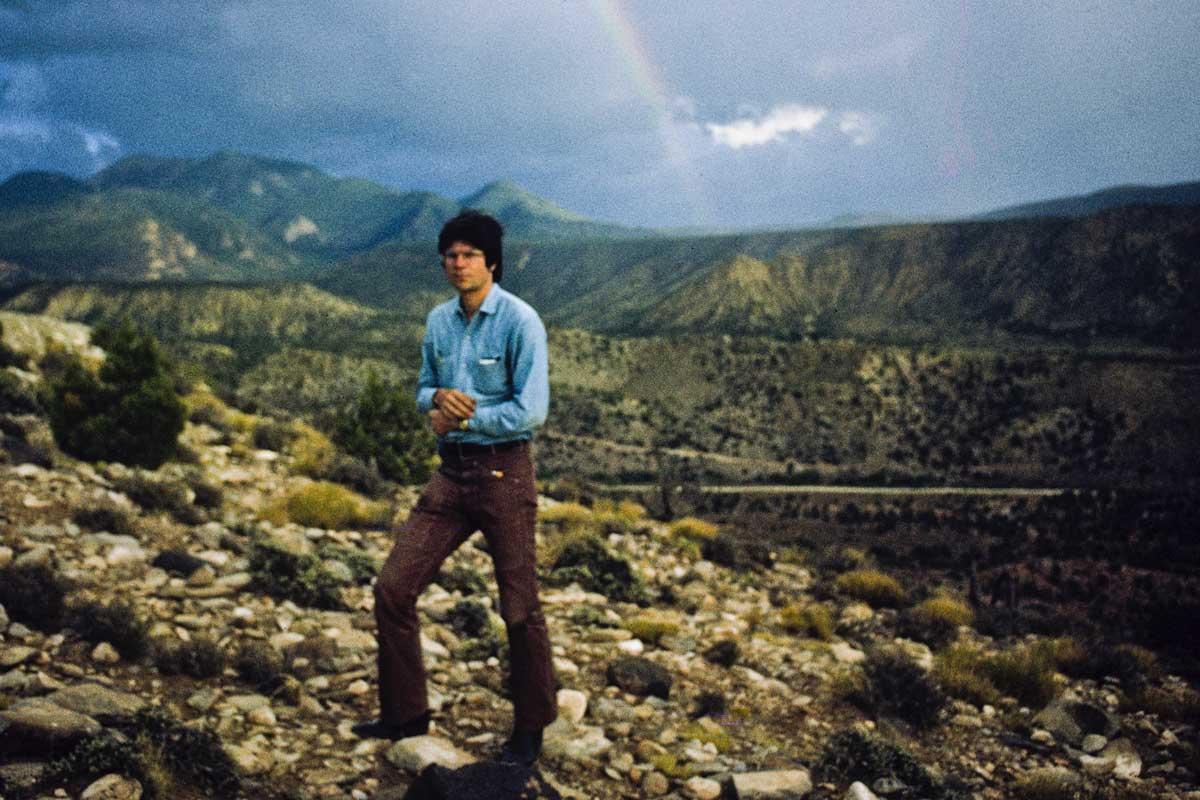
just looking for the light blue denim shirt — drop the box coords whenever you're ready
[415,283,549,444]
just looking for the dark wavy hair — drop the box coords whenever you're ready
[438,210,505,282]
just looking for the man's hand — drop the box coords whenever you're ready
[428,408,461,436]
[433,388,476,420]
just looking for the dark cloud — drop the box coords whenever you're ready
[1,0,1198,227]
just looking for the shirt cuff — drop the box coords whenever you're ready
[416,387,437,413]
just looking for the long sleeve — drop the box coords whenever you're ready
[415,318,439,413]
[468,313,549,438]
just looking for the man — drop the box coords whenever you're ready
[353,211,557,768]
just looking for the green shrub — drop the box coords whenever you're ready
[546,533,645,603]
[41,707,239,799]
[0,563,69,631]
[1,368,40,414]
[447,600,491,638]
[842,646,946,729]
[154,636,226,679]
[815,729,954,799]
[934,642,1059,708]
[702,639,739,667]
[114,473,191,516]
[248,539,345,610]
[317,543,379,585]
[834,569,909,608]
[46,318,186,468]
[933,644,1002,707]
[900,595,974,648]
[251,418,297,451]
[66,600,150,660]
[234,641,285,690]
[71,502,137,536]
[334,370,434,484]
[438,564,488,595]
[780,602,834,640]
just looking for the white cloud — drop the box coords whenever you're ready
[79,126,119,157]
[0,118,50,142]
[837,111,876,146]
[706,104,828,149]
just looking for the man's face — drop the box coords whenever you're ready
[441,240,495,294]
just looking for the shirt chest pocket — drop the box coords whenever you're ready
[474,354,508,395]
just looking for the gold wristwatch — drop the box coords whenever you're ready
[458,418,469,431]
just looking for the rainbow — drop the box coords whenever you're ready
[587,0,713,224]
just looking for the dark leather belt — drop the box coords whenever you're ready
[438,439,527,464]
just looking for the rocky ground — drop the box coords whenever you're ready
[1,408,1199,798]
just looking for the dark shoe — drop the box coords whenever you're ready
[351,710,430,741]
[498,728,543,767]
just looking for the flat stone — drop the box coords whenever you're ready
[0,697,102,755]
[542,717,613,761]
[45,683,146,721]
[226,694,271,712]
[187,688,221,712]
[81,773,143,799]
[1081,734,1108,753]
[0,645,36,668]
[385,735,475,773]
[730,769,814,798]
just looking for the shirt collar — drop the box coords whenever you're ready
[454,282,501,319]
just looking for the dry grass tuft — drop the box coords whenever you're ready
[834,569,908,608]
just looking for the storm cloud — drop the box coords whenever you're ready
[2,0,1198,227]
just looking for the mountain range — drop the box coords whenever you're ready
[0,151,1197,347]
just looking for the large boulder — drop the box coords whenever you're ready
[0,697,102,755]
[1032,699,1119,747]
[606,656,672,699]
[45,683,147,722]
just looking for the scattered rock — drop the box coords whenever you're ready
[557,688,588,724]
[45,683,146,721]
[0,697,102,755]
[1032,699,1118,747]
[683,776,722,799]
[606,656,671,699]
[730,769,814,798]
[386,735,476,773]
[80,773,143,800]
[844,782,878,800]
[91,642,120,664]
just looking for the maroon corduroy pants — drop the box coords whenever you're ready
[372,442,557,731]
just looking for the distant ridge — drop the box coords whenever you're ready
[0,150,640,283]
[977,180,1200,221]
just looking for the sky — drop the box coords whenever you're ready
[1,0,1198,228]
